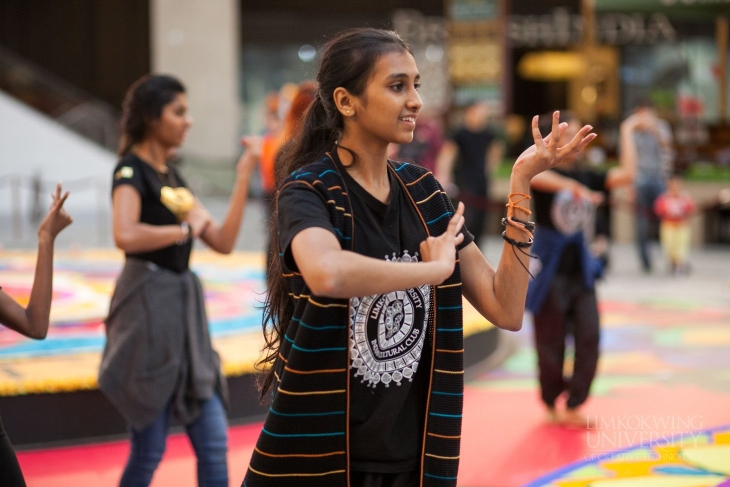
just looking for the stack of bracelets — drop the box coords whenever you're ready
[502,192,538,278]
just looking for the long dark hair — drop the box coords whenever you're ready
[257,28,412,399]
[118,74,186,156]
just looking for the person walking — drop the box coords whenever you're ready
[435,101,504,248]
[621,97,674,272]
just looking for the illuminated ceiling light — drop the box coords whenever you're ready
[298,45,316,62]
[517,51,587,81]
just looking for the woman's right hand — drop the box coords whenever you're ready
[184,205,211,238]
[419,202,465,284]
[38,183,73,241]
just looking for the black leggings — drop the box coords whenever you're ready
[533,274,600,410]
[0,417,26,487]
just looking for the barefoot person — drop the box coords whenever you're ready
[244,28,595,486]
[527,112,635,427]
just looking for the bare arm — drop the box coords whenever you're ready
[0,184,72,339]
[460,174,533,331]
[609,117,640,190]
[198,141,259,254]
[462,112,597,331]
[486,139,505,174]
[291,204,466,298]
[112,185,195,253]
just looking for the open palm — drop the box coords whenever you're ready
[513,111,596,181]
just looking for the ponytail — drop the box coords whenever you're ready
[256,28,412,399]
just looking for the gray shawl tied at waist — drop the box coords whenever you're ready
[99,258,228,430]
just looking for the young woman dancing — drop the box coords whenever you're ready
[244,28,595,487]
[99,74,258,486]
[0,184,72,487]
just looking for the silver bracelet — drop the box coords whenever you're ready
[177,222,190,245]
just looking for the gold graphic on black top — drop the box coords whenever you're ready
[160,186,195,220]
[114,166,134,180]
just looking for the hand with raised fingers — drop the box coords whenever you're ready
[513,111,596,181]
[38,183,73,241]
[419,202,466,284]
[236,135,262,180]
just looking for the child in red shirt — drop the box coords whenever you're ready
[654,174,696,274]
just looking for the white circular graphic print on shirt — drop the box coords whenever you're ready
[349,251,431,388]
[550,189,596,241]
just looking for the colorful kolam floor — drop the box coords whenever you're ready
[2,249,729,486]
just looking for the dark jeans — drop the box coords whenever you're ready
[120,394,228,487]
[533,274,600,409]
[635,179,665,271]
[351,470,420,487]
[0,416,26,487]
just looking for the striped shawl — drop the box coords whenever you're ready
[244,156,465,486]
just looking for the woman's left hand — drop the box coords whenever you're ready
[512,111,596,181]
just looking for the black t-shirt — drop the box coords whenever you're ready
[452,127,495,195]
[278,153,472,473]
[111,154,193,273]
[532,167,607,275]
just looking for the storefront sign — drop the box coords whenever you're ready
[508,8,677,47]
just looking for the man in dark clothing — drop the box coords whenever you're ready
[435,101,504,248]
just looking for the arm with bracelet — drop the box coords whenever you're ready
[459,112,597,331]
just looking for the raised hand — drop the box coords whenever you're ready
[37,183,73,241]
[419,202,466,284]
[513,111,596,181]
[236,135,262,180]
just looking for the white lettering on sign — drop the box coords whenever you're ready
[508,8,677,47]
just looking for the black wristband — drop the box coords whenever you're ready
[502,230,533,248]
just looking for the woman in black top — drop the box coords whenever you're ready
[0,184,72,487]
[99,75,257,487]
[245,28,597,487]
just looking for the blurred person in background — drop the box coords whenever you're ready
[435,100,504,249]
[264,81,317,273]
[99,74,258,487]
[0,184,72,487]
[621,96,674,273]
[259,91,283,213]
[654,173,696,275]
[527,111,635,428]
